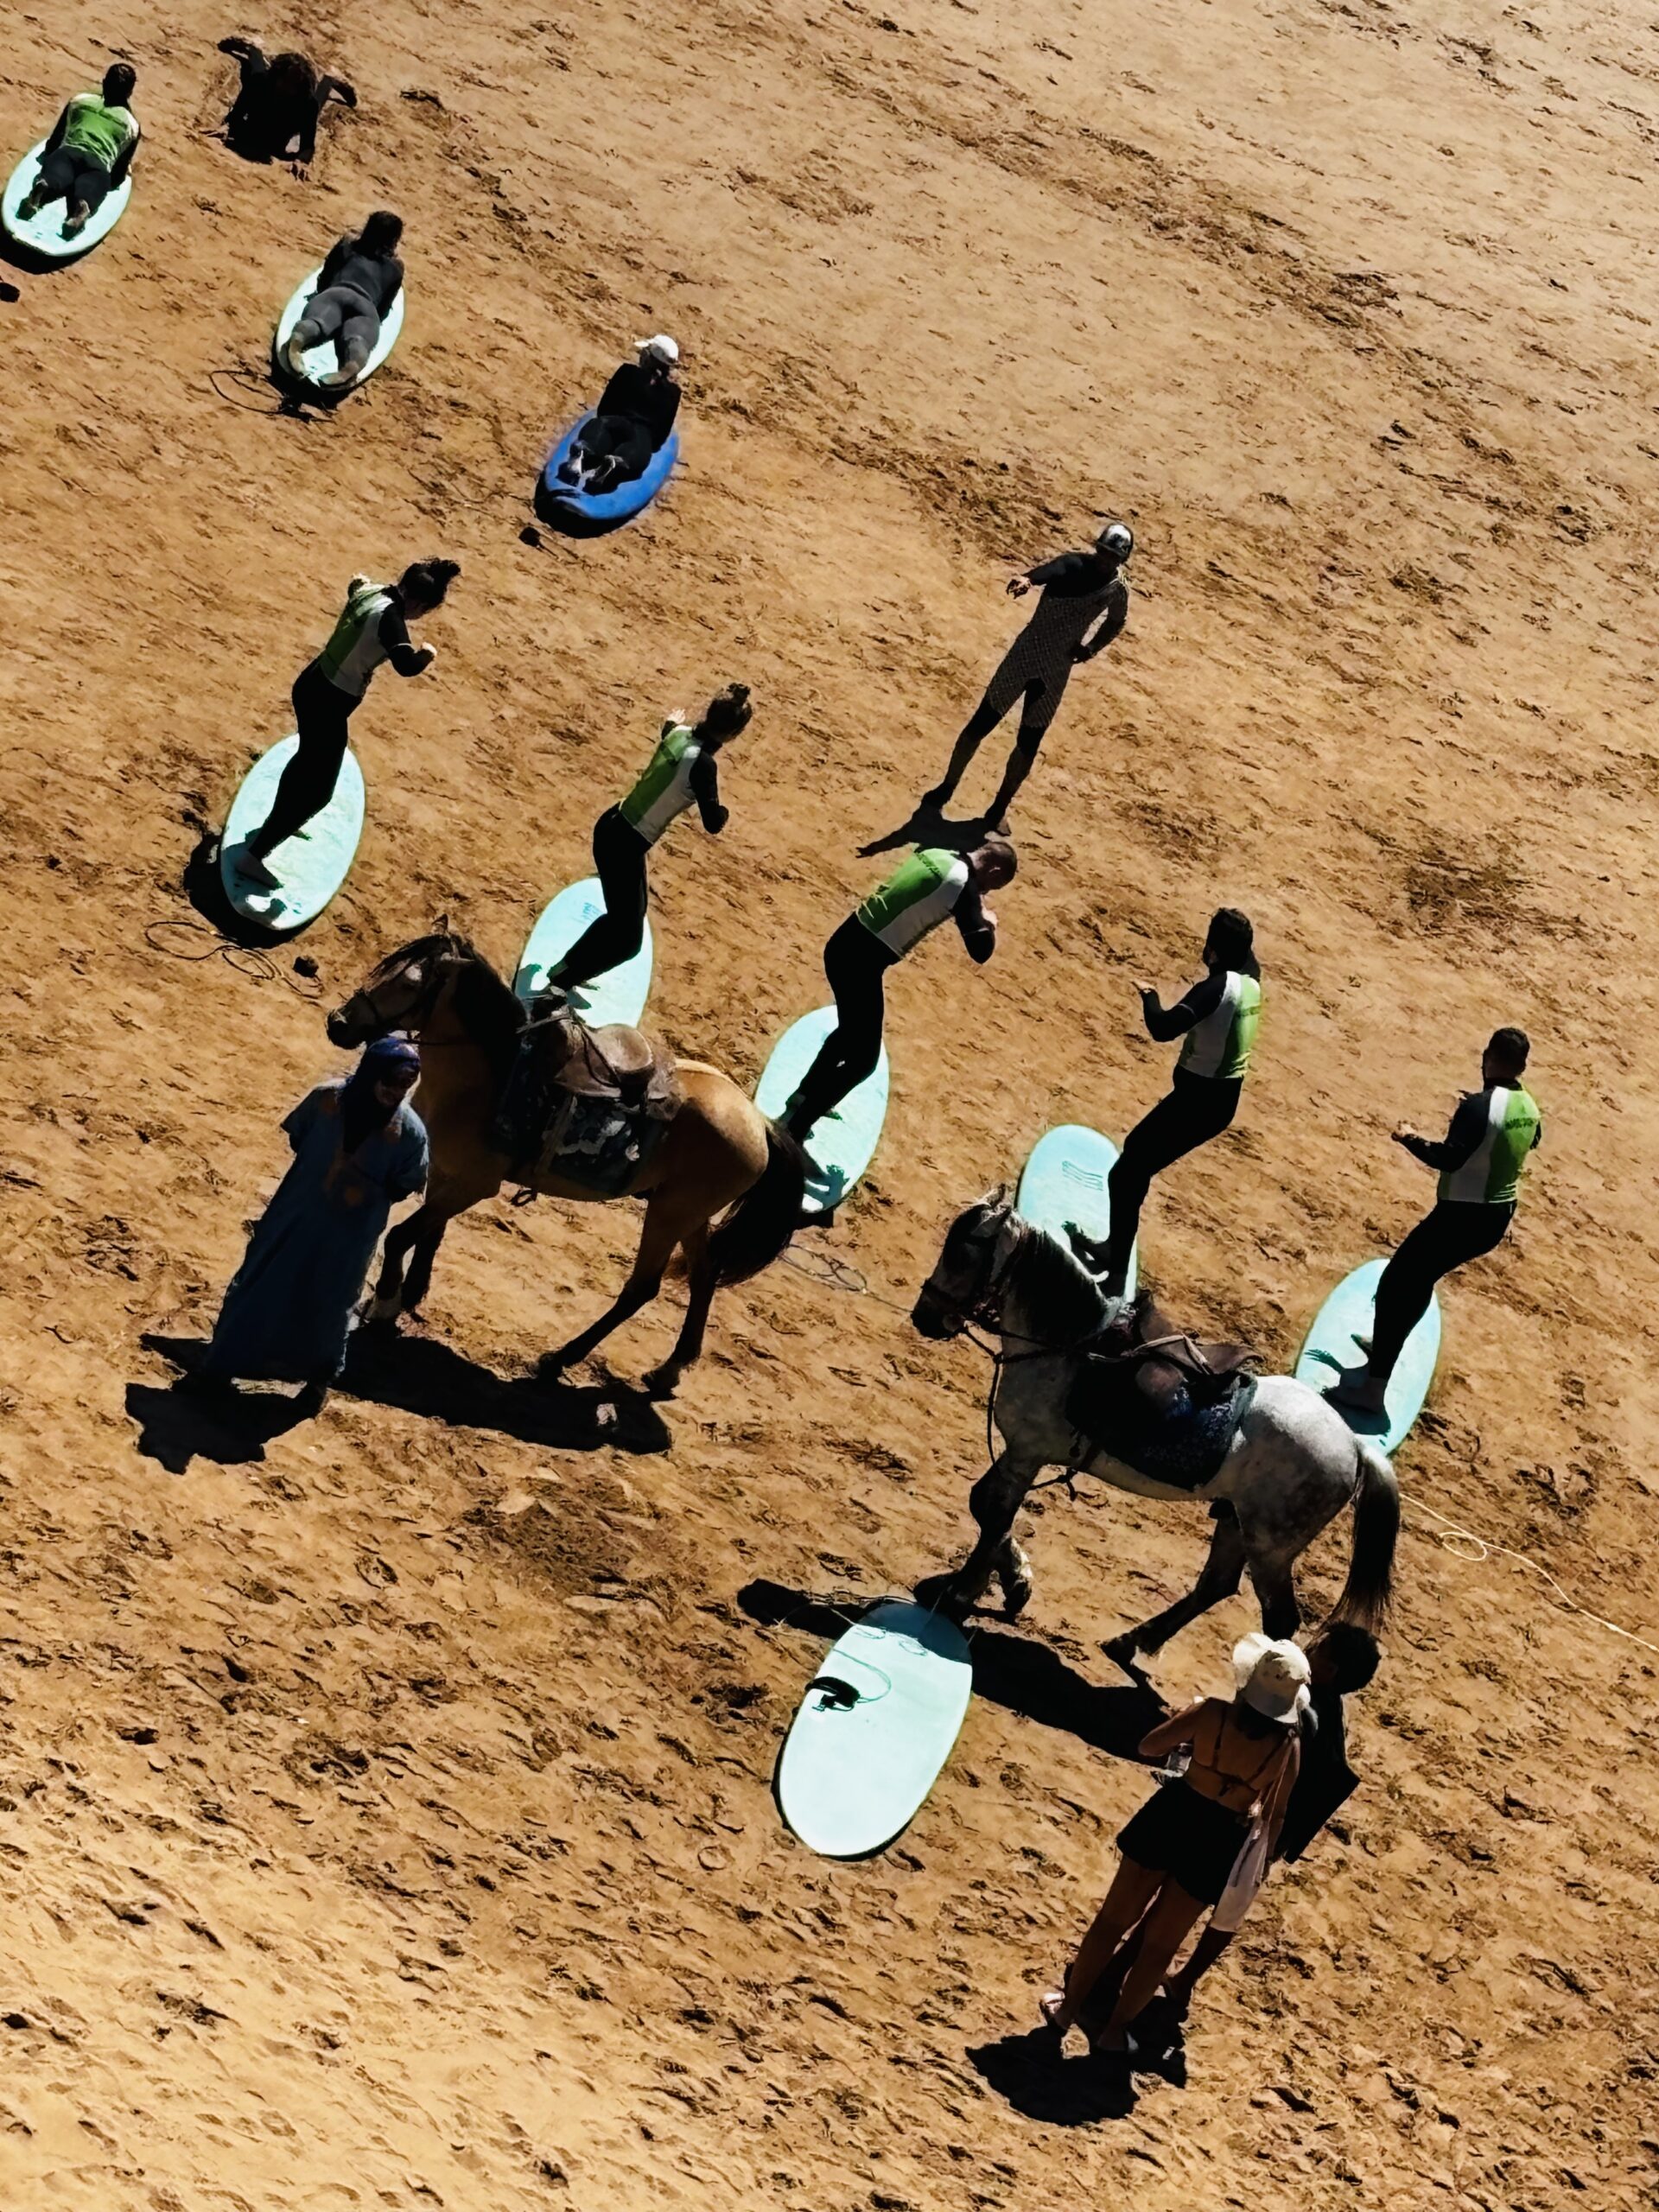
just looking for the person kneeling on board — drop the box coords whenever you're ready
[16,64,140,238]
[1325,1026,1541,1418]
[780,836,1017,1147]
[219,37,356,173]
[561,334,682,493]
[1070,907,1261,1297]
[540,684,753,997]
[232,559,458,891]
[281,208,404,388]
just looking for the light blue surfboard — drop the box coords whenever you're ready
[514,877,653,1027]
[220,735,365,931]
[273,264,404,394]
[1295,1257,1440,1454]
[777,1599,972,1859]
[2,141,132,260]
[1018,1122,1137,1300]
[754,1006,889,1218]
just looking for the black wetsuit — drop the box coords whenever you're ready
[575,362,682,488]
[549,751,726,992]
[295,233,404,375]
[223,45,353,162]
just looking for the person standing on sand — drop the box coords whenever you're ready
[231,558,458,891]
[908,522,1132,833]
[186,1038,427,1413]
[1325,1026,1541,1417]
[1069,908,1261,1296]
[779,836,1016,1150]
[1039,1636,1307,2060]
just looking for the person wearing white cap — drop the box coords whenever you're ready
[562,334,682,493]
[905,521,1132,837]
[1039,1631,1306,2059]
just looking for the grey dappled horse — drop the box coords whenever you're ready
[912,1189,1399,1662]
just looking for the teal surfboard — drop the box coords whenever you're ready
[273,264,404,393]
[514,877,653,1026]
[754,1006,889,1218]
[777,1600,972,1859]
[3,140,132,259]
[220,735,365,931]
[1295,1257,1440,1453]
[1018,1122,1137,1300]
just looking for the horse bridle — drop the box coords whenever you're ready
[335,940,461,1043]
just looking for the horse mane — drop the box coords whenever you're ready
[373,929,524,1090]
[1007,1216,1113,1344]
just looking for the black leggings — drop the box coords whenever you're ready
[574,414,654,490]
[786,918,892,1132]
[545,808,651,988]
[1370,1201,1512,1378]
[1102,1070,1242,1290]
[250,664,354,856]
[35,145,113,214]
[293,285,380,374]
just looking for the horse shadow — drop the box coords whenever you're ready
[735,1580,1163,1762]
[965,2028,1138,2124]
[335,1326,672,1455]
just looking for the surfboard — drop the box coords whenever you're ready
[776,1599,972,1859]
[1294,1256,1440,1454]
[272,264,404,393]
[1017,1122,1137,1300]
[754,1006,889,1218]
[539,412,680,531]
[514,877,653,1027]
[219,735,365,931]
[2,142,132,260]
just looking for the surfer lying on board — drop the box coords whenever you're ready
[913,522,1131,831]
[1040,1635,1306,2059]
[232,559,458,891]
[281,209,404,388]
[540,684,753,996]
[1325,1027,1540,1417]
[16,65,140,237]
[561,335,683,493]
[219,39,356,173]
[1069,909,1261,1297]
[780,836,1016,1147]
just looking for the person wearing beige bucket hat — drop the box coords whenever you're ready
[1039,1634,1308,2059]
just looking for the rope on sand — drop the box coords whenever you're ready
[144,918,323,999]
[778,1237,1659,1661]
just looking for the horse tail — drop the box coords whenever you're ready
[708,1123,809,1286]
[1329,1438,1400,1631]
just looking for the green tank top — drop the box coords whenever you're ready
[1439,1084,1541,1206]
[1178,970,1262,1082]
[619,720,700,846]
[855,848,970,957]
[62,94,136,168]
[316,581,393,699]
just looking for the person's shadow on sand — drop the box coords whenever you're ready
[130,1330,671,1473]
[736,1580,1164,1761]
[966,2028,1139,2123]
[855,800,1000,859]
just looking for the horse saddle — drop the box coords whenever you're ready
[493,998,683,1193]
[1065,1296,1261,1491]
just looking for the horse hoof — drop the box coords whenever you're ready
[642,1364,681,1401]
[360,1295,401,1331]
[1001,1578,1033,1621]
[534,1351,570,1385]
[914,1573,972,1624]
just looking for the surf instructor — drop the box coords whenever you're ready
[232,559,459,892]
[781,836,1017,1148]
[1326,1027,1541,1417]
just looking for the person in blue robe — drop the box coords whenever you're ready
[190,1037,426,1406]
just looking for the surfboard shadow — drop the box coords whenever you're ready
[335,1327,672,1456]
[736,1580,1162,1763]
[182,825,323,950]
[964,2028,1139,2125]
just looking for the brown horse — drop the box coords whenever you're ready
[327,930,807,1395]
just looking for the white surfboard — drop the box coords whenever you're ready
[1017,1122,1137,1299]
[273,264,404,393]
[2,141,132,259]
[219,735,365,930]
[514,877,653,1027]
[777,1599,972,1859]
[1296,1257,1440,1454]
[754,1006,889,1218]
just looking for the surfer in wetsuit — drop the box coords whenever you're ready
[539,685,753,995]
[1325,1027,1541,1417]
[16,65,140,238]
[779,836,1016,1149]
[219,39,356,172]
[232,560,458,890]
[918,521,1132,829]
[561,335,682,493]
[281,210,404,389]
[1070,908,1261,1297]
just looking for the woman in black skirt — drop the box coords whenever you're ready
[1041,1634,1309,2055]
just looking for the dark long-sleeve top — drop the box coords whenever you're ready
[318,232,404,311]
[373,594,429,677]
[594,360,681,446]
[1141,955,1261,1042]
[230,67,353,162]
[688,747,725,831]
[1025,551,1129,658]
[1399,1089,1541,1174]
[953,880,995,963]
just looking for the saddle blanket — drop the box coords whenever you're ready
[1066,1371,1255,1491]
[491,1028,677,1198]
